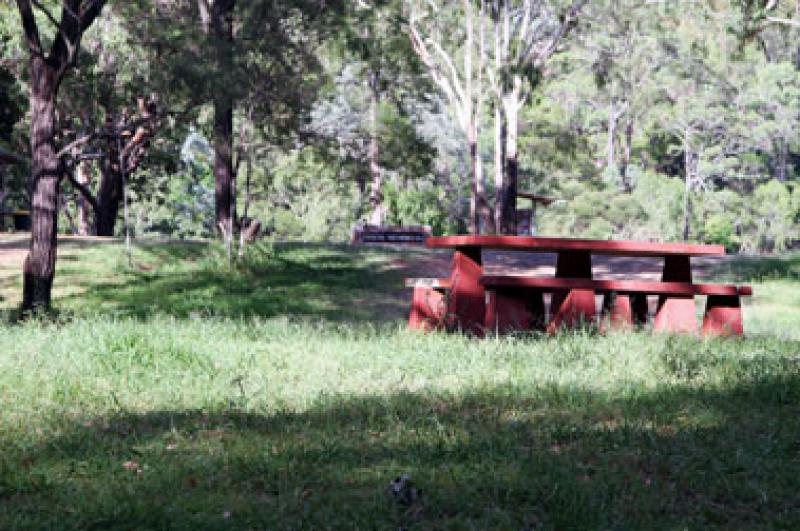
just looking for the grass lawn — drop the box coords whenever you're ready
[0,237,799,529]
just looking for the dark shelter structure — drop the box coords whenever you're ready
[516,192,556,235]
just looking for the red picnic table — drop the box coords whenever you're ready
[407,235,752,336]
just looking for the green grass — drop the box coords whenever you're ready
[1,239,799,529]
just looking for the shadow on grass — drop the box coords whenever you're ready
[3,375,799,529]
[59,242,415,324]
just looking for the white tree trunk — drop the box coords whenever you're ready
[493,103,505,232]
[76,161,94,235]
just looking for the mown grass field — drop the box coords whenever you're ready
[0,237,799,529]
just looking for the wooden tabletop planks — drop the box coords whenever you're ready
[426,235,725,257]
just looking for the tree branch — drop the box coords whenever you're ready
[766,16,800,27]
[64,166,99,212]
[31,0,60,30]
[525,0,586,67]
[80,0,107,33]
[15,0,43,57]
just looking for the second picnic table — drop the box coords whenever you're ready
[407,235,751,336]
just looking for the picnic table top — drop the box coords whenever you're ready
[426,235,726,257]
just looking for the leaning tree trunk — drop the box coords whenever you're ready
[23,59,60,312]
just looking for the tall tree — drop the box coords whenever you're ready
[485,0,586,234]
[407,0,494,234]
[198,0,236,249]
[15,0,107,312]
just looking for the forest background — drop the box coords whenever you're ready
[1,0,798,255]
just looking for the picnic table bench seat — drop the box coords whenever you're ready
[480,275,752,337]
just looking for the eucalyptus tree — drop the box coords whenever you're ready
[13,0,107,312]
[338,0,428,224]
[576,0,662,192]
[407,0,494,233]
[138,0,344,255]
[484,0,586,233]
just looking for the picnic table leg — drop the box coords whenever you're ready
[548,251,596,332]
[449,246,486,335]
[408,287,447,331]
[702,295,744,337]
[654,255,698,334]
[602,293,650,331]
[604,293,632,330]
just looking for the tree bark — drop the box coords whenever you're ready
[214,97,234,238]
[18,0,107,312]
[209,0,236,244]
[23,58,60,312]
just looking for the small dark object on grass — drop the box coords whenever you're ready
[389,474,421,506]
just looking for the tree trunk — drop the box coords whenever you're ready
[76,161,93,235]
[367,71,385,226]
[95,148,123,237]
[22,60,60,312]
[468,122,480,234]
[468,121,493,235]
[620,118,634,192]
[493,104,506,232]
[501,97,519,235]
[682,135,692,242]
[214,96,234,239]
[208,0,236,244]
[607,99,617,170]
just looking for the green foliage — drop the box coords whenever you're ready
[704,213,739,251]
[383,181,455,235]
[267,147,360,242]
[750,180,799,252]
